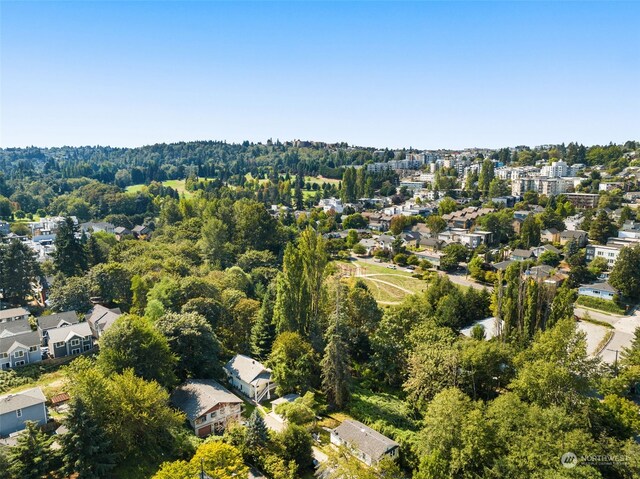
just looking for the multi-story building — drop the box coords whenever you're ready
[565,193,599,209]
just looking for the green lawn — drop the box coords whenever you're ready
[126,178,215,198]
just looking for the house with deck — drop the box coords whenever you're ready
[224,354,276,402]
[171,379,243,437]
[330,419,400,466]
[0,387,48,437]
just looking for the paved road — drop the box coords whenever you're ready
[574,307,640,365]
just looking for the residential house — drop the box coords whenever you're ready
[541,228,560,243]
[578,282,618,302]
[224,354,276,402]
[47,322,94,358]
[172,379,243,437]
[0,331,41,370]
[512,217,524,235]
[377,234,395,250]
[132,225,152,240]
[319,198,344,214]
[37,311,79,346]
[361,212,392,231]
[0,307,29,324]
[86,305,122,339]
[510,248,535,261]
[531,244,561,258]
[357,238,378,256]
[330,419,400,466]
[0,387,48,437]
[560,230,588,247]
[114,226,133,241]
[0,319,32,338]
[492,260,515,272]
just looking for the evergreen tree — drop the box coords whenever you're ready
[321,290,352,409]
[53,217,88,276]
[610,244,640,298]
[0,239,39,305]
[86,234,107,266]
[8,421,54,479]
[589,210,617,245]
[478,159,495,196]
[61,398,117,478]
[246,409,269,448]
[520,215,540,248]
[251,282,277,360]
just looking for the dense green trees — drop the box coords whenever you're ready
[61,398,117,478]
[321,302,352,409]
[268,332,318,394]
[7,421,55,479]
[98,315,177,388]
[155,312,220,380]
[589,210,617,245]
[610,244,640,298]
[53,217,88,276]
[0,239,39,305]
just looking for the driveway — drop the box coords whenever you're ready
[575,307,640,365]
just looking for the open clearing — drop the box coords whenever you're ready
[126,178,215,197]
[338,259,427,304]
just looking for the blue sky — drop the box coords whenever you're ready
[1,1,638,149]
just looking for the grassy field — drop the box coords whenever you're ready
[126,178,215,198]
[338,260,428,304]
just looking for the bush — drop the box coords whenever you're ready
[575,295,625,315]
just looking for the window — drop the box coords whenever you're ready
[13,350,24,358]
[54,342,64,348]
[0,353,7,359]
[16,409,22,418]
[70,339,80,346]
[29,346,38,352]
[15,360,25,366]
[71,348,80,355]
[195,416,206,425]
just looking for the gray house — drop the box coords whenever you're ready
[224,354,276,402]
[0,331,42,370]
[0,318,32,337]
[47,322,94,358]
[37,311,79,346]
[86,305,122,339]
[0,387,48,437]
[330,419,399,466]
[0,307,30,324]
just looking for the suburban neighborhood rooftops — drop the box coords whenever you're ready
[0,387,46,415]
[224,355,272,385]
[0,331,41,352]
[332,419,399,461]
[37,311,79,331]
[492,260,515,271]
[171,380,242,422]
[581,282,617,293]
[511,248,534,258]
[0,307,29,321]
[0,319,32,336]
[47,322,92,344]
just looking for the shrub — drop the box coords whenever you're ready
[575,295,625,315]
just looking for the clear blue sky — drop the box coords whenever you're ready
[1,1,638,149]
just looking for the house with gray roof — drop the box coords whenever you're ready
[578,282,618,302]
[37,311,79,345]
[224,354,276,402]
[0,307,29,324]
[0,331,41,370]
[330,419,400,466]
[510,248,535,261]
[171,379,243,437]
[47,322,94,358]
[0,319,32,338]
[86,305,122,339]
[0,387,48,437]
